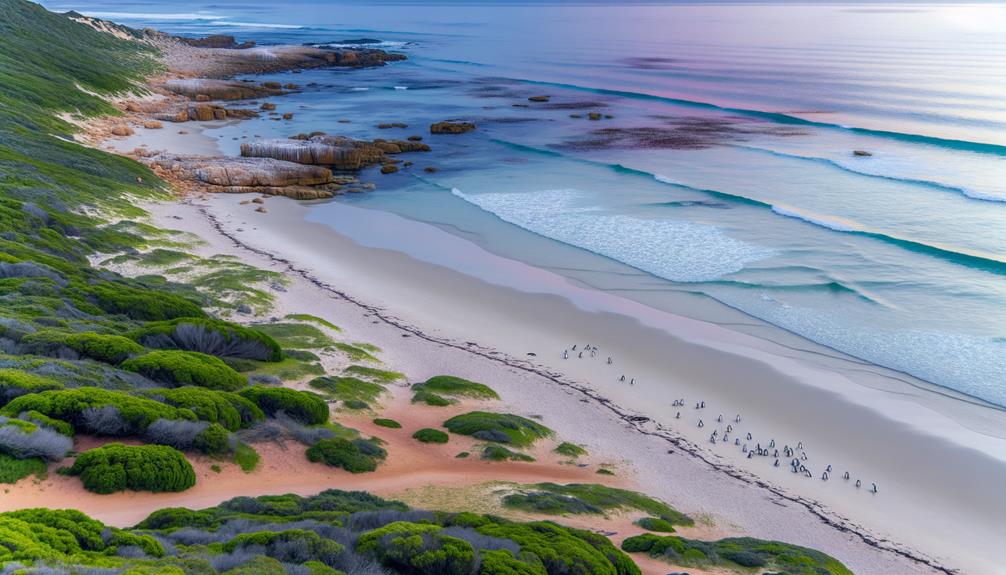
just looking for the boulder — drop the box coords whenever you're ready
[853,150,873,157]
[430,121,476,134]
[143,121,164,129]
[261,103,277,111]
[163,78,284,101]
[144,154,342,199]
[240,135,430,170]
[528,95,550,102]
[110,125,134,136]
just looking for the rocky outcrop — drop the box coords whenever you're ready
[430,121,476,134]
[240,135,430,170]
[528,95,550,102]
[143,155,347,199]
[163,78,286,101]
[177,34,256,49]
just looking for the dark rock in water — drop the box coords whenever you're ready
[378,122,408,129]
[380,164,399,174]
[528,95,550,102]
[424,167,438,173]
[430,121,476,134]
[407,135,423,141]
[177,34,256,49]
[324,38,383,45]
[588,112,603,121]
[853,150,873,157]
[240,135,430,170]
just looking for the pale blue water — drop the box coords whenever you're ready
[49,1,1006,405]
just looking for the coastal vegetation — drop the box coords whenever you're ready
[412,375,499,400]
[373,417,402,428]
[554,442,587,458]
[66,443,196,494]
[621,534,852,575]
[305,437,387,473]
[502,484,692,526]
[0,490,654,575]
[444,411,553,447]
[412,427,450,443]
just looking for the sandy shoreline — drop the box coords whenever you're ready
[93,189,964,575]
[38,27,1003,575]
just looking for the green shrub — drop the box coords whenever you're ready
[67,443,196,494]
[82,281,205,321]
[309,375,384,404]
[443,412,553,447]
[412,428,449,444]
[634,517,676,533]
[128,317,282,362]
[333,342,379,362]
[20,330,145,364]
[343,399,369,410]
[412,390,453,406]
[306,438,384,473]
[224,528,344,563]
[474,520,639,575]
[554,442,587,458]
[481,445,534,462]
[0,369,63,404]
[357,521,477,575]
[19,410,73,436]
[238,386,329,425]
[480,549,548,575]
[373,418,401,429]
[0,452,47,483]
[120,350,246,391]
[513,484,691,526]
[1,387,192,435]
[139,387,264,431]
[413,375,498,400]
[619,534,852,575]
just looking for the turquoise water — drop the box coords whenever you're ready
[50,2,1006,405]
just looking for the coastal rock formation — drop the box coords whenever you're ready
[163,78,286,101]
[430,121,476,134]
[240,135,430,170]
[177,34,256,50]
[143,155,344,199]
[528,95,550,102]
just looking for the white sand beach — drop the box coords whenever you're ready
[93,189,1001,575]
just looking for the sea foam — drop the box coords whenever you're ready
[452,187,773,282]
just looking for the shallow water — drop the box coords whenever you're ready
[51,1,1006,405]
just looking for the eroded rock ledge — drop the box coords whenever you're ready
[240,135,430,170]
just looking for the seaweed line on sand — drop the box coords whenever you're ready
[191,199,957,575]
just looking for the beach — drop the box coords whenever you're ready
[8,5,1004,573]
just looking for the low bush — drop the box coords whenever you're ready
[356,521,476,575]
[512,484,692,526]
[129,318,282,362]
[0,387,191,436]
[0,369,63,405]
[443,412,552,447]
[0,415,72,460]
[19,409,74,436]
[309,375,384,405]
[140,387,264,431]
[306,437,385,473]
[620,534,852,575]
[373,418,401,429]
[252,322,333,350]
[67,443,196,494]
[412,375,498,400]
[19,330,145,364]
[473,520,640,575]
[0,452,46,483]
[554,442,587,458]
[238,386,329,425]
[143,418,234,455]
[634,517,676,532]
[81,280,205,321]
[412,390,453,406]
[120,350,246,391]
[412,428,449,444]
[481,445,534,462]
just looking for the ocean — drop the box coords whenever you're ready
[46,1,1006,405]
